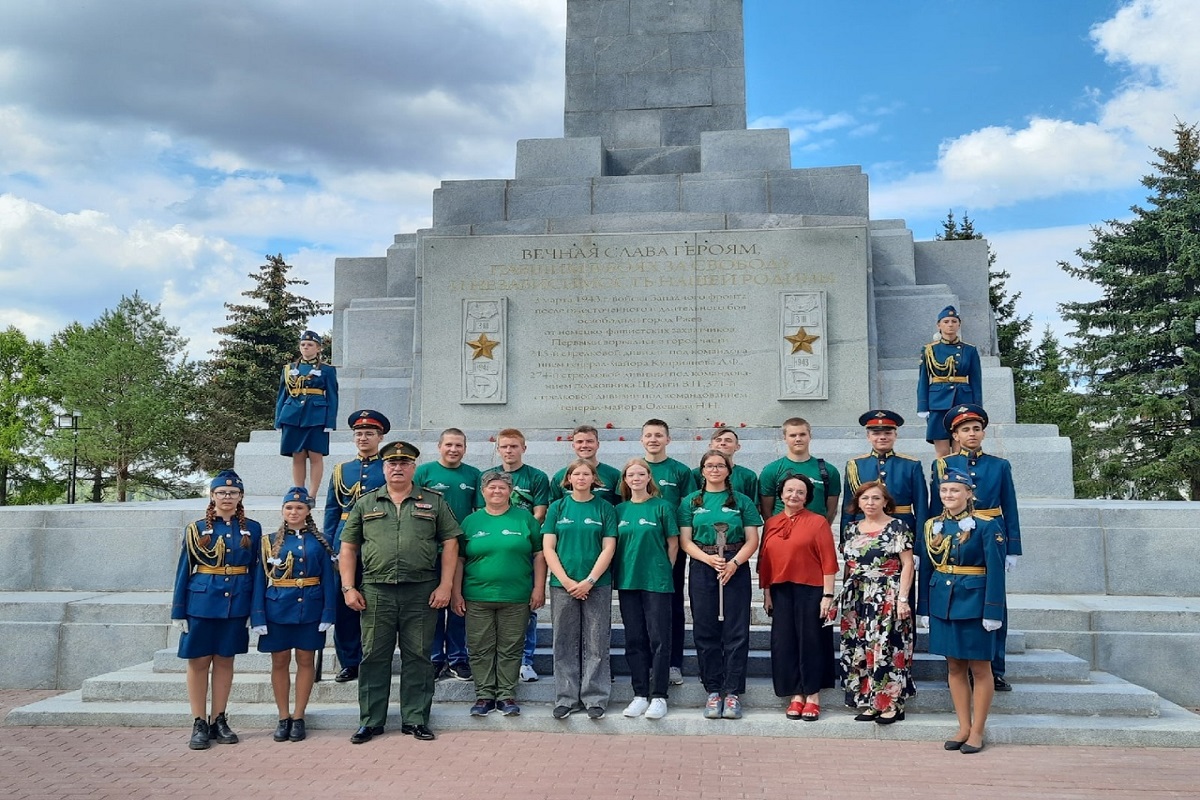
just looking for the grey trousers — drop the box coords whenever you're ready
[550,584,612,709]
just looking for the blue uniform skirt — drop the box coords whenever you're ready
[280,425,330,456]
[928,616,996,661]
[178,617,251,659]
[924,412,948,442]
[257,622,327,653]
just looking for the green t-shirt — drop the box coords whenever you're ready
[646,457,697,507]
[678,489,764,547]
[759,455,841,517]
[550,461,623,506]
[541,495,617,587]
[613,497,679,593]
[691,463,759,500]
[414,460,482,523]
[457,507,542,604]
[478,463,551,513]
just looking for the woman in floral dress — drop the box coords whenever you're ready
[839,480,915,724]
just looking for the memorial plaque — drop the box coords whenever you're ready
[420,227,869,429]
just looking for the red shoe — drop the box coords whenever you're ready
[785,700,804,720]
[801,701,820,721]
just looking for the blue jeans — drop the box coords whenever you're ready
[431,607,468,666]
[522,609,538,666]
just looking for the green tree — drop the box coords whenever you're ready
[1060,121,1200,500]
[46,294,197,502]
[185,254,331,472]
[937,211,1035,409]
[0,326,58,505]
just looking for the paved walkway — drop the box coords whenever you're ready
[1,690,1195,799]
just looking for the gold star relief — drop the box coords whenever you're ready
[784,326,820,354]
[467,332,500,360]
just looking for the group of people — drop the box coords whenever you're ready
[171,304,1019,753]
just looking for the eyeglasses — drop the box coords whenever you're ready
[702,463,729,471]
[212,490,241,498]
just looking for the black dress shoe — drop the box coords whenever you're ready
[944,739,966,751]
[209,712,239,744]
[960,741,985,754]
[288,718,306,742]
[993,676,1013,692]
[874,708,905,725]
[350,725,384,744]
[401,723,436,740]
[188,717,211,750]
[335,666,359,683]
[273,718,293,742]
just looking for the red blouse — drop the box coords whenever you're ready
[757,509,838,589]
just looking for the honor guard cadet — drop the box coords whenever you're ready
[275,330,339,498]
[929,404,1021,691]
[339,441,462,744]
[917,306,982,458]
[322,409,390,683]
[841,410,928,548]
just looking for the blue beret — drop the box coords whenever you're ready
[859,409,904,429]
[283,486,312,505]
[348,409,390,434]
[943,403,989,435]
[210,470,244,492]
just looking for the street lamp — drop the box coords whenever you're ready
[54,411,82,504]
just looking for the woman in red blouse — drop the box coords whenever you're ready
[759,473,839,721]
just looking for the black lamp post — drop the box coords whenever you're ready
[55,411,82,504]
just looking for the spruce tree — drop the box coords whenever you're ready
[1060,121,1200,500]
[186,254,331,473]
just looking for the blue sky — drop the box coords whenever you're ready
[1,0,1196,355]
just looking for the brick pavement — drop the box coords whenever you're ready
[0,690,1196,799]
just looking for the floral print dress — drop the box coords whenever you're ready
[839,518,916,710]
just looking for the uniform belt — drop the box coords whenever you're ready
[893,504,913,514]
[934,564,986,575]
[930,376,969,383]
[340,512,349,520]
[698,544,741,554]
[195,565,248,576]
[270,577,321,588]
[295,388,325,396]
[973,507,1002,520]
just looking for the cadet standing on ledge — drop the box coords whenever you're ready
[275,330,339,498]
[916,306,982,458]
[339,441,461,743]
[323,409,390,684]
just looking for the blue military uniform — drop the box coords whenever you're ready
[840,410,928,547]
[917,306,982,442]
[253,488,339,653]
[172,471,263,659]
[275,331,339,456]
[929,405,1021,682]
[323,410,390,677]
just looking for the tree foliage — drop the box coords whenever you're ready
[0,327,58,505]
[936,211,1035,408]
[184,254,331,472]
[46,294,197,502]
[1060,121,1200,500]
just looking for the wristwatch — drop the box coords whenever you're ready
[341,585,357,594]
[585,576,597,585]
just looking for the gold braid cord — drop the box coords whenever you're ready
[923,343,957,379]
[261,530,296,582]
[185,521,227,569]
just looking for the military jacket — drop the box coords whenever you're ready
[841,450,928,544]
[251,530,337,627]
[917,513,1006,622]
[917,339,982,413]
[274,360,339,430]
[340,485,462,584]
[323,455,385,545]
[171,516,263,620]
[930,451,1022,555]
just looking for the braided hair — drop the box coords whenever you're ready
[200,499,249,548]
[693,450,737,510]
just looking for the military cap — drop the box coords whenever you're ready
[943,403,989,435]
[937,305,961,322]
[942,468,975,488]
[283,486,312,505]
[859,409,904,429]
[348,409,391,433]
[380,441,420,461]
[299,330,322,343]
[210,469,244,492]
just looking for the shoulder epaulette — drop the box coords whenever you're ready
[893,453,921,462]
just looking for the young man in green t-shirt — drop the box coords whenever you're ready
[550,425,623,505]
[640,418,697,686]
[414,428,482,681]
[758,417,841,523]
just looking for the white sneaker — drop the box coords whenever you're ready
[644,698,668,720]
[622,696,651,717]
[668,667,683,685]
[519,664,539,682]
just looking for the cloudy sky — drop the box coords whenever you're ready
[2,0,1197,355]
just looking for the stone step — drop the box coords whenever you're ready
[79,662,1157,717]
[11,687,1200,747]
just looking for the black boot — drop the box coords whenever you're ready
[289,718,307,742]
[273,717,292,742]
[188,717,211,750]
[209,712,239,744]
